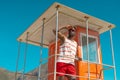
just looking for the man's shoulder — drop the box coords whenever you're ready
[73,40,77,44]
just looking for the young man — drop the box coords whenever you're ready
[53,25,82,80]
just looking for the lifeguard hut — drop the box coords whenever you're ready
[15,2,117,80]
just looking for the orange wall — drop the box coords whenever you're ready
[48,26,103,80]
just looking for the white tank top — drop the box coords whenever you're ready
[57,38,77,65]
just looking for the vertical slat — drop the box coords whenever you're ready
[22,32,29,80]
[15,39,22,80]
[109,29,117,80]
[38,18,45,80]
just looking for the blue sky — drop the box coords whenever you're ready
[0,0,120,79]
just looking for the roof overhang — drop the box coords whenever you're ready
[17,2,115,47]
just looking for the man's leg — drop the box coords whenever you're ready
[67,76,76,80]
[58,76,64,80]
[66,64,76,80]
[70,76,76,80]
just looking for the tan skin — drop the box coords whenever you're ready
[53,26,82,80]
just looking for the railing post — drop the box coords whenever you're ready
[54,5,60,80]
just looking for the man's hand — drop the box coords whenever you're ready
[58,25,72,31]
[75,57,82,61]
[65,25,72,29]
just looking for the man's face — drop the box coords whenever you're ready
[68,28,76,38]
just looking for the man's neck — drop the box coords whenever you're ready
[68,37,74,41]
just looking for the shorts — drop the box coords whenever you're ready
[56,62,76,76]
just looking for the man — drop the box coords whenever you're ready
[53,25,82,80]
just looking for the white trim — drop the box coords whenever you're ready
[80,33,100,64]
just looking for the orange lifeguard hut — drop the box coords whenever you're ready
[16,2,117,80]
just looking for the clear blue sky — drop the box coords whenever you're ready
[0,0,120,80]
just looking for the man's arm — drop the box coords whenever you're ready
[53,25,72,44]
[53,29,65,39]
[53,29,66,44]
[75,45,82,61]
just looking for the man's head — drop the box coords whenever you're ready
[68,26,76,39]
